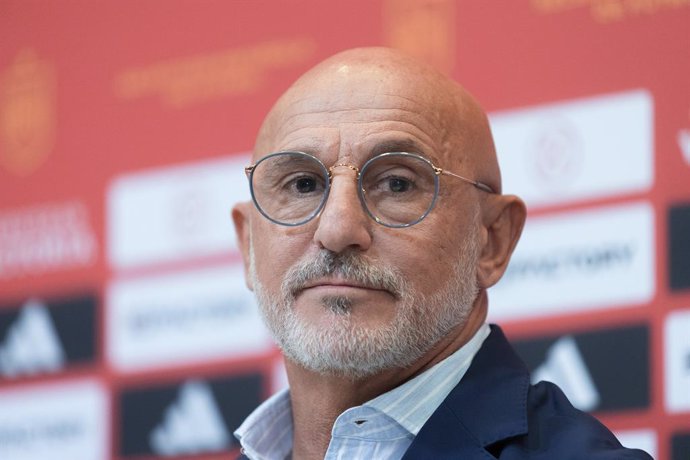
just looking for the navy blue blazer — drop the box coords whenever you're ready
[401,325,652,459]
[237,325,653,459]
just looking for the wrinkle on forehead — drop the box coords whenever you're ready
[255,47,501,192]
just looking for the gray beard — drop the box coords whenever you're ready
[250,225,480,380]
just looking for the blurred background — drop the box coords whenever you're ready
[1,1,689,459]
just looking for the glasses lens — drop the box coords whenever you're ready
[250,152,329,225]
[360,153,438,227]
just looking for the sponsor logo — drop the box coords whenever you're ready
[489,202,655,319]
[672,431,690,460]
[0,201,97,280]
[107,264,271,371]
[490,89,653,208]
[524,115,584,190]
[0,299,65,378]
[668,203,690,291]
[532,336,600,411]
[0,294,97,380]
[150,380,230,456]
[614,429,657,459]
[118,373,263,457]
[0,49,56,176]
[107,154,250,270]
[531,0,690,23]
[113,39,316,108]
[664,309,690,413]
[0,380,107,460]
[382,0,456,74]
[512,324,650,412]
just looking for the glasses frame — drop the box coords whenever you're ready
[244,151,495,228]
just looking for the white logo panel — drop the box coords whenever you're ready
[490,89,653,207]
[664,308,690,413]
[0,380,108,460]
[488,202,655,320]
[107,263,272,371]
[107,153,250,270]
[679,128,690,166]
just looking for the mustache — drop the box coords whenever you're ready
[281,250,406,299]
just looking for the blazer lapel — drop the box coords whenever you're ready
[401,403,497,459]
[402,325,530,459]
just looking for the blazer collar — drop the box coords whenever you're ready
[403,325,530,458]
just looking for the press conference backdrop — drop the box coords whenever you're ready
[1,1,689,459]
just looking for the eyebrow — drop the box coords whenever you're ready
[369,139,440,163]
[370,139,426,156]
[273,138,439,165]
[276,144,321,157]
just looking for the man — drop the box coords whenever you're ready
[231,47,651,459]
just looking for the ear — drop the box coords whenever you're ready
[476,194,526,289]
[232,201,254,291]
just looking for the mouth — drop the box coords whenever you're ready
[297,278,393,297]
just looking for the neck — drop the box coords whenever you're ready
[286,291,488,459]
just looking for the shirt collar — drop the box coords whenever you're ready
[234,323,490,457]
[234,388,292,460]
[365,323,490,435]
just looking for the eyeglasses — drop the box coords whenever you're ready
[245,151,495,228]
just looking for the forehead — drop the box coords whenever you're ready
[260,70,455,165]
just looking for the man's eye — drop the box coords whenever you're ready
[388,177,411,193]
[294,176,317,193]
[281,173,324,195]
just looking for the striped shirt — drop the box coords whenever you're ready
[234,323,490,460]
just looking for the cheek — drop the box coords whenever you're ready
[251,223,314,289]
[378,230,451,294]
[384,214,475,293]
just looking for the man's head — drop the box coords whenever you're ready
[233,47,525,379]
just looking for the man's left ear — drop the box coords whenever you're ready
[476,194,526,288]
[232,201,254,291]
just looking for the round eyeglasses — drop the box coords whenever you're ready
[245,151,495,228]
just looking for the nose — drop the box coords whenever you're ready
[313,170,373,253]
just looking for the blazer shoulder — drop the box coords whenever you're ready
[494,380,653,459]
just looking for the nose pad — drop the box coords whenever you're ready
[313,167,372,253]
[328,163,360,177]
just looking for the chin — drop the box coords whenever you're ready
[275,309,433,379]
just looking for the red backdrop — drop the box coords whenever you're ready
[1,1,689,459]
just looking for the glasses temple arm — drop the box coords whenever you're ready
[439,169,496,194]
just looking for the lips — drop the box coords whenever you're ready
[298,278,390,295]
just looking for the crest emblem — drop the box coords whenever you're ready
[526,115,584,191]
[0,49,56,176]
[383,0,456,74]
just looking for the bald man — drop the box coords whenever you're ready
[232,48,651,459]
